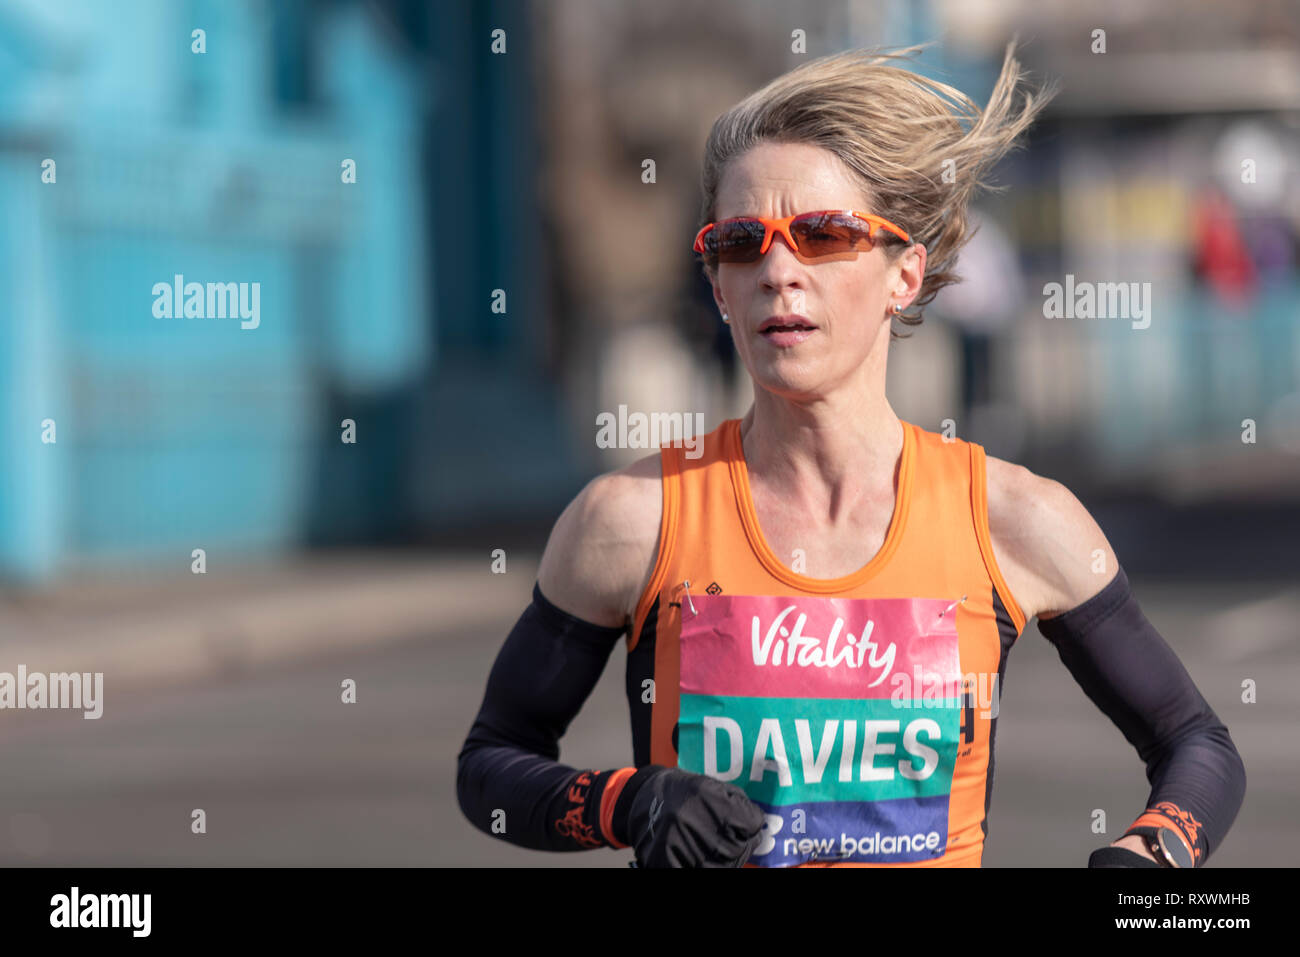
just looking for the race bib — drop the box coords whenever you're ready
[677,593,963,866]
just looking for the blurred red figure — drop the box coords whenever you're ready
[1192,187,1256,310]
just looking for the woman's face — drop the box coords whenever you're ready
[708,140,925,402]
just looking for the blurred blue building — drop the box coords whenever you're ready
[0,0,436,581]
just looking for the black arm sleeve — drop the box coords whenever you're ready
[1037,566,1246,864]
[456,582,645,852]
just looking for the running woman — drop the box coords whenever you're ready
[457,44,1245,868]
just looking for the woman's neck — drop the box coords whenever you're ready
[739,385,904,507]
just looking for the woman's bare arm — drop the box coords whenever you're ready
[537,452,663,628]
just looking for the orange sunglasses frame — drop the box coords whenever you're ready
[693,209,912,262]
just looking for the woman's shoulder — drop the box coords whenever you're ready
[535,451,664,630]
[982,453,1121,621]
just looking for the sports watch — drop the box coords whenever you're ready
[1126,825,1194,868]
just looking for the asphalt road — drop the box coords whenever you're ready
[0,571,1294,867]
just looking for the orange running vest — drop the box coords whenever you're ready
[625,418,1028,867]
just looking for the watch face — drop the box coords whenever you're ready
[1156,827,1194,868]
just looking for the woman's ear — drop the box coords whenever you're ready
[894,243,927,305]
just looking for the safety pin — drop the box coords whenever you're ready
[938,595,967,619]
[681,580,698,616]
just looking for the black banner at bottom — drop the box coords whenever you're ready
[0,865,1281,942]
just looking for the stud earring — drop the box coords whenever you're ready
[722,312,730,324]
[892,304,902,315]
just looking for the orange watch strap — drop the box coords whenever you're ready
[599,767,637,848]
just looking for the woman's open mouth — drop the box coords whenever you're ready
[758,315,817,346]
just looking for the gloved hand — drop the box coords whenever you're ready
[621,765,766,868]
[1087,846,1161,867]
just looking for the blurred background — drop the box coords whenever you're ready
[0,0,1296,866]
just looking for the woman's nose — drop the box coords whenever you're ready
[757,233,806,286]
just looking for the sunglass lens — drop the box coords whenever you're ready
[792,213,875,256]
[707,219,766,263]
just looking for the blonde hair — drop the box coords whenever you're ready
[697,42,1057,338]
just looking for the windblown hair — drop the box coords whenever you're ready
[697,42,1057,337]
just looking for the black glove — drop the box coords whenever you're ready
[619,765,765,868]
[1088,846,1161,868]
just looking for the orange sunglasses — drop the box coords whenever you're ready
[693,209,912,265]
